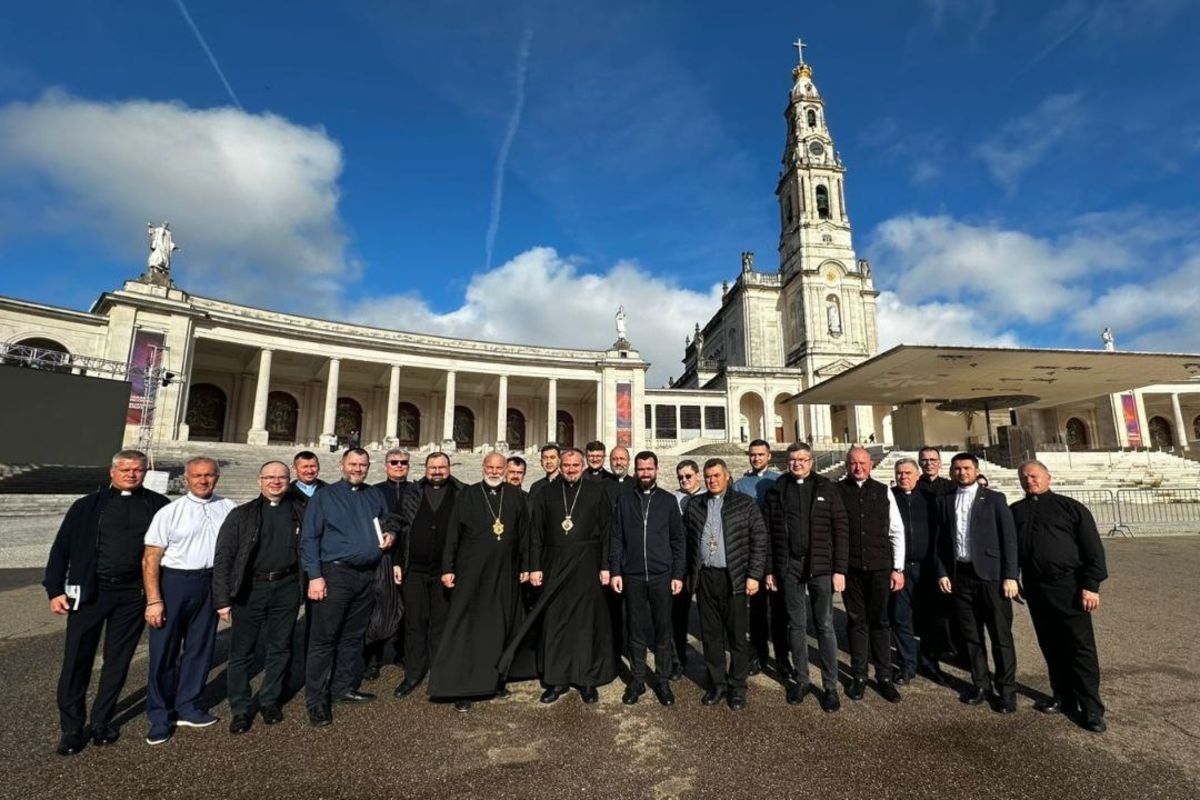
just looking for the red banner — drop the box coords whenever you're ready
[1121,394,1142,448]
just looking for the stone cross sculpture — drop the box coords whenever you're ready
[615,305,628,341]
[146,222,179,285]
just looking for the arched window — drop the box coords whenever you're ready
[185,384,227,442]
[1148,416,1173,449]
[506,408,526,450]
[556,410,575,448]
[806,108,817,128]
[815,185,830,219]
[396,402,421,447]
[266,391,299,443]
[5,336,70,372]
[1065,417,1089,449]
[336,397,363,445]
[454,405,475,450]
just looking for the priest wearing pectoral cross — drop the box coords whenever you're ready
[428,453,531,711]
[501,448,616,704]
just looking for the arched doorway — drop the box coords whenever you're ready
[1149,416,1173,449]
[738,393,766,442]
[6,336,70,371]
[266,391,299,443]
[506,408,526,450]
[336,397,363,445]
[397,402,421,447]
[454,405,475,450]
[556,410,575,448]
[1065,417,1089,449]
[1193,414,1200,442]
[774,392,798,445]
[185,384,227,441]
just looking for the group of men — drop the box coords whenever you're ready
[43,437,1109,756]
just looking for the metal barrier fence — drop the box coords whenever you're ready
[1054,488,1200,538]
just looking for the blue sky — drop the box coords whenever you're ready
[1,0,1198,383]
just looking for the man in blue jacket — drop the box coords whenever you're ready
[43,449,169,755]
[610,451,685,706]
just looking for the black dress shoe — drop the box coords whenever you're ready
[622,682,645,705]
[1083,716,1107,733]
[652,683,675,707]
[777,663,798,682]
[363,664,381,681]
[668,663,685,682]
[747,658,762,676]
[819,689,841,713]
[539,686,568,704]
[393,679,422,698]
[846,677,867,701]
[261,706,284,725]
[92,725,120,746]
[700,688,726,706]
[308,707,332,727]
[494,683,511,698]
[57,729,88,756]
[579,686,600,704]
[878,680,902,704]
[727,691,747,711]
[229,714,253,735]
[454,700,472,713]
[335,689,376,703]
[961,687,989,705]
[785,682,807,705]
[919,666,950,687]
[893,667,911,686]
[995,698,1017,714]
[1034,698,1062,714]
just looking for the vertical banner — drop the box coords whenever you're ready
[126,329,165,424]
[615,382,632,448]
[1121,394,1142,448]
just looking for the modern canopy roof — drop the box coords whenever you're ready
[785,345,1200,409]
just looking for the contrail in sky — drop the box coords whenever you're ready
[1012,7,1096,82]
[485,29,534,270]
[173,0,243,109]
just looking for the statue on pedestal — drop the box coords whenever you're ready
[145,222,179,286]
[615,305,628,340]
[1101,327,1115,352]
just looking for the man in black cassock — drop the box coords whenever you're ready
[503,448,616,704]
[428,453,530,711]
[1011,460,1108,733]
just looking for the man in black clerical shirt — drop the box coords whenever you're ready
[1012,460,1109,733]
[506,456,527,489]
[584,440,615,482]
[917,447,956,497]
[363,448,410,681]
[393,452,464,698]
[44,449,170,755]
[528,444,561,498]
[213,461,303,734]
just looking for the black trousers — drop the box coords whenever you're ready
[951,561,1016,699]
[401,570,449,681]
[670,590,693,670]
[843,567,894,679]
[56,584,145,733]
[624,576,673,684]
[1026,576,1104,718]
[749,585,791,668]
[696,568,749,691]
[227,575,301,717]
[305,562,376,711]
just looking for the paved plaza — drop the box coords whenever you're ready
[1,535,1197,800]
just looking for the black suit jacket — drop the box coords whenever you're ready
[936,486,1018,582]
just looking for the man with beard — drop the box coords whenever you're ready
[212,461,303,734]
[584,441,615,482]
[609,446,635,493]
[362,448,411,681]
[733,439,788,679]
[505,448,615,704]
[610,452,685,706]
[393,452,464,698]
[506,456,527,489]
[44,449,169,755]
[429,453,531,711]
[668,459,703,680]
[288,451,327,503]
[834,447,906,704]
[301,449,396,727]
[687,459,768,711]
[529,444,561,498]
[764,442,848,712]
[1011,460,1108,732]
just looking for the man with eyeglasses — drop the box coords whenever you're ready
[917,447,955,497]
[668,460,703,680]
[363,449,411,681]
[212,461,303,734]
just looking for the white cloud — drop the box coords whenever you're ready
[0,91,351,306]
[1074,251,1200,348]
[347,247,722,386]
[974,92,1084,191]
[875,291,1020,350]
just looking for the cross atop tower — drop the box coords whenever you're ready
[793,37,807,65]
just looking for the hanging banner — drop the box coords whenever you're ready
[126,329,165,424]
[1121,394,1142,448]
[615,382,632,448]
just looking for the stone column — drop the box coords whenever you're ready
[594,382,604,440]
[321,358,341,446]
[1172,392,1189,449]
[384,364,401,447]
[546,377,558,443]
[442,370,457,450]
[246,348,273,445]
[495,374,509,450]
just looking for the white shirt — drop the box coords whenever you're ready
[855,478,906,569]
[954,483,980,562]
[145,493,237,570]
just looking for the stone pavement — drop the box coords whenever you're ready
[1,538,1197,800]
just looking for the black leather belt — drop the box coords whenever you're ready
[253,564,298,582]
[326,560,373,571]
[161,566,213,576]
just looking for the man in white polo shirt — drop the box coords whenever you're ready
[142,457,237,745]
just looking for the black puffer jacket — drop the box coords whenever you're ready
[762,473,849,578]
[684,490,767,593]
[212,495,305,609]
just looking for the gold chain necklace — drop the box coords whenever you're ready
[481,483,505,539]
